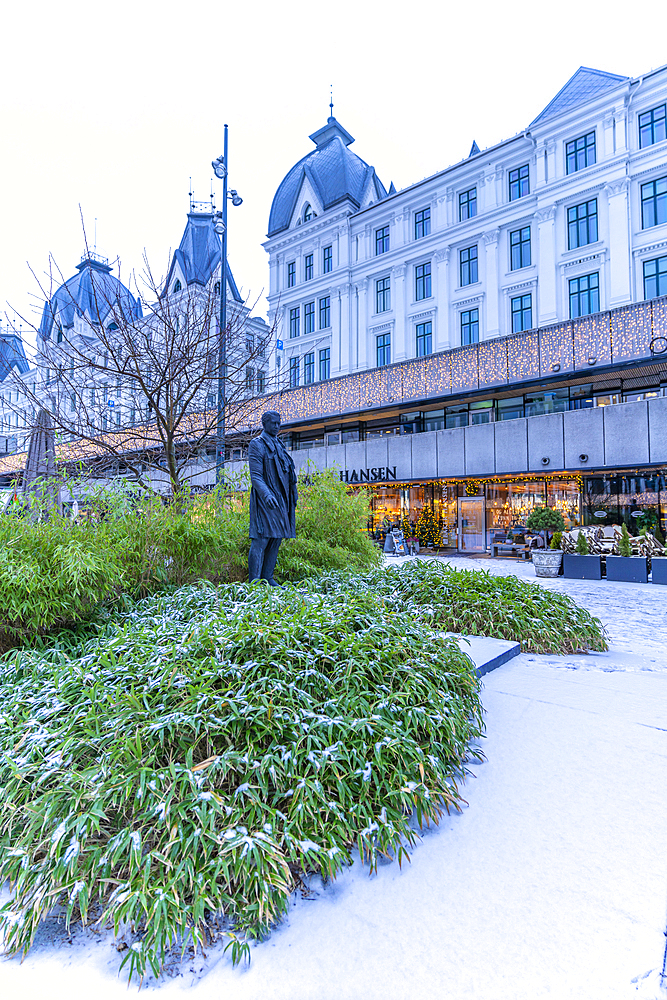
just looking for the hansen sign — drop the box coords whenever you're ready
[339,466,397,483]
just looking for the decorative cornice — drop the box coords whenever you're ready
[434,247,451,263]
[504,277,538,293]
[410,308,436,321]
[483,228,500,246]
[632,239,667,257]
[370,321,393,334]
[392,264,407,279]
[456,293,484,307]
[604,178,630,197]
[534,205,557,223]
[561,249,607,270]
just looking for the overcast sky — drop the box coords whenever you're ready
[2,0,666,345]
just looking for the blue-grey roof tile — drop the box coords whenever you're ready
[530,67,628,126]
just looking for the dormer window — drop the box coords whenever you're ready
[303,204,313,222]
[107,322,119,331]
[173,279,182,293]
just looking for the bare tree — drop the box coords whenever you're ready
[4,250,276,497]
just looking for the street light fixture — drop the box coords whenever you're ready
[212,125,243,488]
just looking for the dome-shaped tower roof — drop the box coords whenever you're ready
[37,253,143,341]
[267,117,388,237]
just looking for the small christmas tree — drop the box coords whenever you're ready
[575,530,589,555]
[416,506,440,548]
[401,512,411,537]
[618,522,632,557]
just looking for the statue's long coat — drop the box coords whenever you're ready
[248,431,297,539]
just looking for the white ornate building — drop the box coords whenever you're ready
[265,64,667,386]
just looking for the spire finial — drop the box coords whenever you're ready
[329,84,334,120]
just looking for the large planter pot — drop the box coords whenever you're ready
[532,550,563,578]
[652,558,667,585]
[562,554,603,580]
[606,555,648,583]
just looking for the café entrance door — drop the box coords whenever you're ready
[458,498,486,552]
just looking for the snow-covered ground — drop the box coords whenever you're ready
[2,560,667,999]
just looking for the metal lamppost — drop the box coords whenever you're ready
[212,124,243,487]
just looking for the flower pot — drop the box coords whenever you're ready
[652,557,667,585]
[532,550,563,578]
[562,554,603,580]
[606,555,648,583]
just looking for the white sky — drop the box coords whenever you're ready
[1,0,666,344]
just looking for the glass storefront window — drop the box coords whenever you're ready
[446,404,468,428]
[423,409,445,432]
[469,400,494,424]
[524,388,569,417]
[546,480,581,528]
[497,396,524,420]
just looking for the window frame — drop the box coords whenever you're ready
[509,226,531,270]
[414,207,431,239]
[287,261,296,288]
[376,275,391,313]
[289,306,300,339]
[289,356,300,388]
[567,198,598,250]
[508,164,530,201]
[304,301,315,334]
[566,131,596,174]
[459,187,477,221]
[375,225,390,255]
[511,293,533,333]
[460,308,479,345]
[643,254,667,299]
[319,348,330,382]
[459,244,478,286]
[639,104,666,149]
[641,176,667,230]
[569,272,600,318]
[304,253,314,281]
[319,295,331,329]
[323,245,333,273]
[376,332,391,367]
[304,351,315,384]
[415,261,432,301]
[416,320,432,357]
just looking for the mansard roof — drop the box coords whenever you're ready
[530,66,629,127]
[0,332,29,382]
[268,117,388,237]
[164,211,242,302]
[37,254,143,341]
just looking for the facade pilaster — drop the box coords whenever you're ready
[605,178,632,306]
[434,247,450,350]
[483,229,500,339]
[536,205,557,325]
[392,264,407,362]
[358,278,369,370]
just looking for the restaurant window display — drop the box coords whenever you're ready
[584,474,666,536]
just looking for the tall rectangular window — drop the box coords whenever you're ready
[304,301,315,334]
[459,187,477,220]
[289,306,300,339]
[256,370,266,394]
[641,176,667,229]
[415,207,431,239]
[509,226,531,270]
[461,308,479,345]
[568,199,598,249]
[245,367,255,393]
[643,255,667,299]
[376,332,391,367]
[569,272,600,318]
[416,321,432,357]
[511,293,532,333]
[508,164,530,201]
[415,262,432,300]
[566,131,596,174]
[375,225,390,255]
[323,245,333,273]
[287,261,296,287]
[319,295,330,329]
[639,104,666,148]
[376,276,391,312]
[304,351,315,384]
[304,253,314,280]
[460,245,478,286]
[289,357,300,387]
[319,348,330,381]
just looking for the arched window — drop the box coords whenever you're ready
[173,279,182,293]
[214,281,221,294]
[303,203,313,222]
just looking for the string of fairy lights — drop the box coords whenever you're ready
[266,297,667,426]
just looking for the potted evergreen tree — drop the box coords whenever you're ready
[526,506,565,577]
[562,529,603,580]
[606,523,649,583]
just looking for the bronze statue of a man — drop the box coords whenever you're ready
[248,411,297,585]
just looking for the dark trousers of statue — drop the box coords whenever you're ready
[248,537,282,585]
